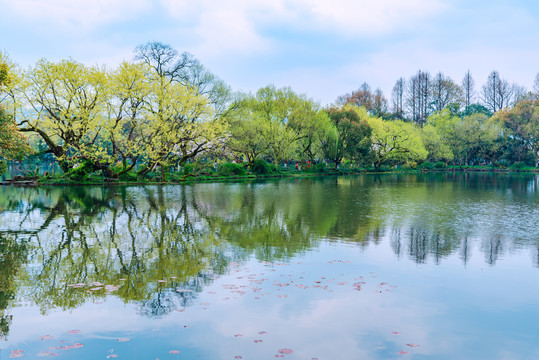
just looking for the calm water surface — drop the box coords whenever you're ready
[0,173,538,359]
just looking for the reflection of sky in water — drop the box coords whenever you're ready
[1,174,539,359]
[3,241,539,359]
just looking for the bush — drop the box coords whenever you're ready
[313,162,327,173]
[118,171,137,182]
[0,159,7,176]
[511,162,528,170]
[434,162,445,169]
[66,160,94,181]
[252,159,277,175]
[180,163,194,175]
[218,162,246,176]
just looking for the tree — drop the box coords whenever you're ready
[372,88,389,118]
[481,70,514,113]
[226,85,328,164]
[338,84,389,118]
[533,73,539,97]
[10,59,110,174]
[368,117,427,167]
[431,72,462,113]
[497,100,539,166]
[0,57,32,170]
[406,70,431,126]
[132,42,230,177]
[455,113,498,165]
[320,106,372,169]
[391,77,405,119]
[134,41,232,118]
[421,124,453,162]
[462,70,475,108]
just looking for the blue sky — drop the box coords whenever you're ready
[1,0,538,106]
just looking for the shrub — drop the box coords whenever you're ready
[252,159,277,175]
[218,162,246,176]
[180,163,194,175]
[118,171,137,182]
[0,159,7,176]
[65,160,93,181]
[434,162,445,169]
[511,162,528,170]
[313,162,327,173]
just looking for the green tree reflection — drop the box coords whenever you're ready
[0,173,537,338]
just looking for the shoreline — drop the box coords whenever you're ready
[2,167,538,187]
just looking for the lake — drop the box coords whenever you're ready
[0,173,538,359]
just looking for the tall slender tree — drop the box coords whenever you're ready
[481,70,514,113]
[462,70,475,108]
[391,77,405,119]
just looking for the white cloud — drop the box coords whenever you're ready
[5,0,151,29]
[294,0,448,35]
[159,0,448,58]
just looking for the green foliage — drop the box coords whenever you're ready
[65,160,94,181]
[321,105,372,168]
[368,116,427,168]
[180,163,195,175]
[252,159,278,175]
[0,159,7,175]
[218,162,246,176]
[118,171,138,182]
[510,162,529,170]
[313,162,327,173]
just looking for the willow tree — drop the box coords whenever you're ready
[133,42,231,177]
[320,105,372,169]
[0,54,32,175]
[368,117,427,168]
[226,85,329,164]
[8,59,110,174]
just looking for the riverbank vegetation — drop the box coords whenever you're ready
[1,43,539,184]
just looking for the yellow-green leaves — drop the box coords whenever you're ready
[368,116,427,167]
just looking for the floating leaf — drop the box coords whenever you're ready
[278,349,293,354]
[40,334,54,340]
[67,330,81,334]
[398,350,409,355]
[406,344,419,348]
[116,338,130,342]
[169,350,180,354]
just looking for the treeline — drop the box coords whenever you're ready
[1,42,539,181]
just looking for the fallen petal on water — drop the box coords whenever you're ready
[278,349,293,354]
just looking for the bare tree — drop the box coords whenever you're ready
[462,70,475,108]
[391,77,405,119]
[533,73,539,98]
[134,41,232,116]
[406,70,430,126]
[372,88,388,117]
[431,72,463,113]
[481,70,514,113]
[337,82,374,110]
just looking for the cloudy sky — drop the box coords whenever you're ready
[1,0,538,106]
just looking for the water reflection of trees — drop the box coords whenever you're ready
[0,173,537,335]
